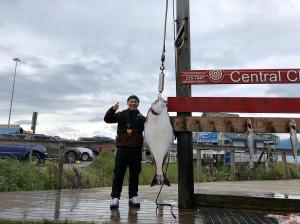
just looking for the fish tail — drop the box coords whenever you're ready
[164,176,170,187]
[150,174,171,187]
[150,175,158,187]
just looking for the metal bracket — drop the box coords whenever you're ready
[175,23,186,51]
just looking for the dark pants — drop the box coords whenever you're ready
[111,149,142,199]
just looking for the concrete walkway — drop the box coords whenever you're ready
[0,180,299,223]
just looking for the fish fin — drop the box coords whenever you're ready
[150,174,171,187]
[163,176,170,187]
[150,175,158,187]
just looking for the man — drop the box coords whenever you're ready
[104,95,146,209]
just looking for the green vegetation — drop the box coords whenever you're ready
[199,164,231,182]
[0,159,46,191]
[0,152,299,192]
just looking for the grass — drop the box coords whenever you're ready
[199,164,231,182]
[0,159,46,191]
[0,152,299,192]
[235,162,300,181]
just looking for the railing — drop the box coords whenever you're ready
[1,138,297,188]
[194,144,296,182]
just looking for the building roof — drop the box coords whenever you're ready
[223,133,277,142]
[0,125,22,134]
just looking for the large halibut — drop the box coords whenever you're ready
[144,97,174,186]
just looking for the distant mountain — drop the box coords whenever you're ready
[78,136,114,142]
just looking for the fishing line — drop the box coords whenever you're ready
[155,151,176,219]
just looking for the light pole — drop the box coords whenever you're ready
[8,57,21,126]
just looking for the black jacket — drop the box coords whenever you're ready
[104,107,146,150]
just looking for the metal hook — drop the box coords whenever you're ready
[157,92,162,99]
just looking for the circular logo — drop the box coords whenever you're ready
[208,70,224,82]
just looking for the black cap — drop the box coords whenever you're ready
[127,95,139,103]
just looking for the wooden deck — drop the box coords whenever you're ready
[0,180,299,223]
[194,179,300,212]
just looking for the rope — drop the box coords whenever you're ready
[172,0,177,76]
[158,0,169,94]
[160,0,168,72]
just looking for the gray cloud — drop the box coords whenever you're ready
[1,0,300,138]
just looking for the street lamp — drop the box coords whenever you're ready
[8,58,21,126]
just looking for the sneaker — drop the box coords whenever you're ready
[129,196,140,208]
[110,198,119,209]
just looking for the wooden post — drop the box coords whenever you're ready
[176,0,194,209]
[282,151,288,180]
[196,148,202,182]
[54,189,61,220]
[29,112,38,164]
[230,149,235,181]
[56,144,64,190]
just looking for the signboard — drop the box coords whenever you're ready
[196,132,219,144]
[181,69,300,85]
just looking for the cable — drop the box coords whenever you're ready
[172,0,177,78]
[160,0,168,70]
[158,0,169,94]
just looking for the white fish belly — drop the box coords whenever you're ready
[290,130,299,158]
[247,136,254,154]
[247,133,254,167]
[144,111,173,175]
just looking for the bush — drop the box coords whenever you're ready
[0,159,46,191]
[1,154,300,192]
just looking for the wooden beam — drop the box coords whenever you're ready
[168,97,300,113]
[230,150,235,181]
[282,151,288,180]
[170,116,300,133]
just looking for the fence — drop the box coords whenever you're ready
[194,144,295,182]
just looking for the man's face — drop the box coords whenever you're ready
[127,99,139,110]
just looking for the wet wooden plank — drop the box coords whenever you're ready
[0,181,299,222]
[168,97,300,113]
[194,179,300,212]
[170,116,300,133]
[195,194,300,212]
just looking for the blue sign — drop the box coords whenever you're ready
[196,132,219,143]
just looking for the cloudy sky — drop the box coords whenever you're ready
[1,0,300,139]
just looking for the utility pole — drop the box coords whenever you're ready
[8,58,21,126]
[175,0,194,209]
[29,112,38,164]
